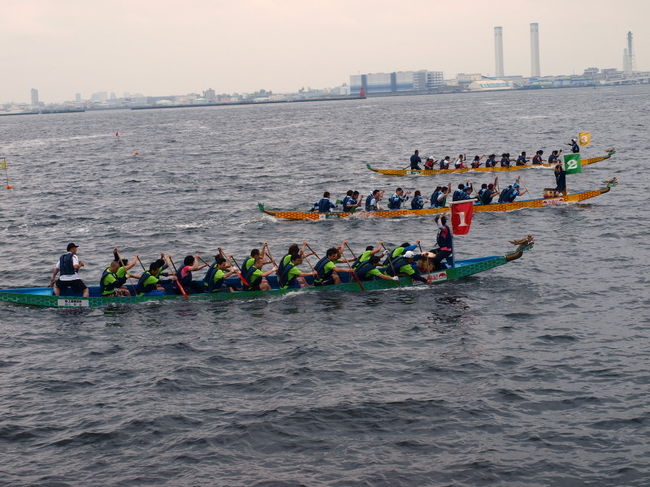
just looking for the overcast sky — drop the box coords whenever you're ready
[0,0,647,103]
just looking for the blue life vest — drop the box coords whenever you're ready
[203,263,224,292]
[365,194,376,211]
[452,189,464,201]
[500,157,510,167]
[387,194,402,209]
[317,198,333,213]
[386,256,408,275]
[59,253,76,276]
[571,142,579,153]
[242,261,258,286]
[174,265,192,292]
[342,196,354,211]
[314,256,333,281]
[278,261,296,287]
[498,186,512,203]
[478,188,494,205]
[430,190,441,207]
[136,271,158,294]
[548,155,558,164]
[411,195,424,210]
[355,260,376,280]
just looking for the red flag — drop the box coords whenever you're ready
[450,200,474,235]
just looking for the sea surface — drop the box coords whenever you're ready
[1,85,649,486]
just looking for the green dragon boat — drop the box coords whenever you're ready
[0,242,533,308]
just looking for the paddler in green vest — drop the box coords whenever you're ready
[313,245,356,286]
[203,255,237,292]
[385,251,430,284]
[352,242,384,268]
[135,259,177,296]
[354,255,398,282]
[100,252,139,297]
[277,255,316,289]
[240,245,276,291]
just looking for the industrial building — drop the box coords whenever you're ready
[349,70,444,96]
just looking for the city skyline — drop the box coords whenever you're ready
[1,0,648,104]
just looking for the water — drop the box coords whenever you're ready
[1,85,649,486]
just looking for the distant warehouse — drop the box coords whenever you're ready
[350,70,444,95]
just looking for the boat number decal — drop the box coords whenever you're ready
[542,198,567,206]
[57,298,89,308]
[430,271,447,282]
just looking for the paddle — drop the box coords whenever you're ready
[217,247,248,288]
[340,241,364,291]
[166,255,189,299]
[380,243,401,288]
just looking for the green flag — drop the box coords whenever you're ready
[564,153,582,174]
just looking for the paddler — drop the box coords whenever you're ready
[485,154,497,167]
[100,251,139,297]
[385,250,429,283]
[567,138,580,153]
[312,191,337,213]
[515,151,528,166]
[50,242,89,297]
[354,255,399,282]
[383,241,420,267]
[411,190,425,209]
[432,215,453,269]
[471,155,483,168]
[313,245,355,286]
[532,150,544,164]
[477,178,499,205]
[341,190,361,212]
[365,189,381,211]
[277,254,316,288]
[387,187,411,209]
[352,243,384,268]
[241,246,275,291]
[410,149,422,170]
[424,157,436,169]
[203,255,237,292]
[135,259,177,296]
[173,254,208,294]
[430,183,451,208]
[554,160,567,196]
[548,150,561,164]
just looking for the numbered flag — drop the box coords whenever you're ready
[0,159,6,170]
[578,132,591,146]
[564,153,582,174]
[450,200,474,236]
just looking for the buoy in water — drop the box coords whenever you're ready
[6,185,13,189]
[133,152,139,155]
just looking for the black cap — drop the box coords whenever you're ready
[67,242,78,251]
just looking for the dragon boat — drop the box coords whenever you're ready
[0,242,534,308]
[367,150,616,176]
[258,180,616,221]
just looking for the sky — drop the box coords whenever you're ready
[0,0,647,103]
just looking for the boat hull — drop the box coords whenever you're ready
[0,245,533,308]
[259,186,611,220]
[367,151,615,176]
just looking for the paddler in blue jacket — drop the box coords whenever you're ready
[410,150,422,170]
[241,245,275,291]
[432,215,453,269]
[173,254,208,294]
[568,138,580,153]
[312,191,337,213]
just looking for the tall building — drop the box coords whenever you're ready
[494,26,504,78]
[30,88,39,106]
[530,23,541,77]
[623,31,635,74]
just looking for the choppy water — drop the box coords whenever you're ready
[1,85,649,486]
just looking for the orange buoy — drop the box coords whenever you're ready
[6,185,13,189]
[133,152,139,155]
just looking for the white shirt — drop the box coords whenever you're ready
[56,253,80,281]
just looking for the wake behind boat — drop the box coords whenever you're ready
[368,150,615,176]
[0,242,534,308]
[258,180,616,221]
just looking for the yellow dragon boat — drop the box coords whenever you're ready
[258,180,616,221]
[367,150,616,176]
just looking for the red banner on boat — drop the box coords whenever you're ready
[450,200,475,235]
